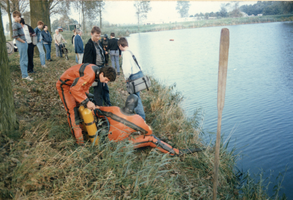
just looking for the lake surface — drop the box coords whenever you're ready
[127,22,293,198]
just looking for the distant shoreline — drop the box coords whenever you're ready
[101,14,293,37]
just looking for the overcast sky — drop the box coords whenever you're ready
[2,1,257,32]
[69,1,257,24]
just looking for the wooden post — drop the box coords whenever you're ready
[213,28,229,200]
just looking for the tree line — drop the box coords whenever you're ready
[240,1,293,16]
[176,1,293,19]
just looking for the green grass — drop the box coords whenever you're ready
[0,31,287,199]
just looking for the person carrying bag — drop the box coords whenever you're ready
[118,37,150,120]
[126,50,151,94]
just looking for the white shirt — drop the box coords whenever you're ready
[23,25,32,44]
[122,50,142,80]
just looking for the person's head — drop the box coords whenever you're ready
[103,34,108,40]
[98,66,116,83]
[79,30,82,36]
[117,37,128,51]
[37,21,44,29]
[13,11,21,22]
[110,33,115,38]
[43,25,48,31]
[19,18,25,26]
[90,26,101,43]
[55,29,59,34]
[73,29,76,35]
[76,29,80,35]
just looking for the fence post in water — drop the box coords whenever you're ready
[213,28,230,200]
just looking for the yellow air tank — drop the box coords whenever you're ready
[78,105,99,145]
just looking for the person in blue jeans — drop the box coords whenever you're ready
[12,11,33,81]
[41,25,52,61]
[34,21,47,68]
[108,33,121,75]
[118,37,146,120]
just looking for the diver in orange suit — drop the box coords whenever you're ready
[56,63,116,145]
[96,94,202,156]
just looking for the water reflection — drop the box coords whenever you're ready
[127,22,293,198]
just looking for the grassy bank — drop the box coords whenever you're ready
[0,34,285,199]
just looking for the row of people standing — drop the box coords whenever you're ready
[100,33,121,75]
[12,11,50,81]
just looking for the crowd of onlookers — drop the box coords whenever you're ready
[12,10,124,83]
[57,25,148,145]
[12,10,148,144]
[12,10,67,81]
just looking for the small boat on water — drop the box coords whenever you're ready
[169,39,174,41]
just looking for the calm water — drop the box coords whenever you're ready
[127,22,293,198]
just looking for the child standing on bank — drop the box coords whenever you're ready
[12,11,33,81]
[117,37,146,120]
[34,21,47,68]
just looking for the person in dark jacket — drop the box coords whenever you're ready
[71,29,76,45]
[41,25,52,61]
[100,34,109,66]
[83,26,111,107]
[74,29,84,64]
[20,18,36,73]
[72,29,78,63]
[108,33,121,75]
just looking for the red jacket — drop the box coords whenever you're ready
[58,63,100,104]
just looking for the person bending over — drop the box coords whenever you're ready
[56,64,116,145]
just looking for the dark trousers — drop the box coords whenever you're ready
[27,43,34,72]
[105,53,109,65]
[93,64,111,106]
[93,81,111,106]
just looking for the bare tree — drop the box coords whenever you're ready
[134,1,151,31]
[228,2,242,18]
[219,3,228,18]
[72,1,86,32]
[92,1,105,28]
[72,1,104,32]
[29,0,69,34]
[0,8,18,134]
[176,1,190,18]
[0,0,29,13]
[0,0,29,39]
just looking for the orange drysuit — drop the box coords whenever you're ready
[56,63,101,144]
[97,106,181,156]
